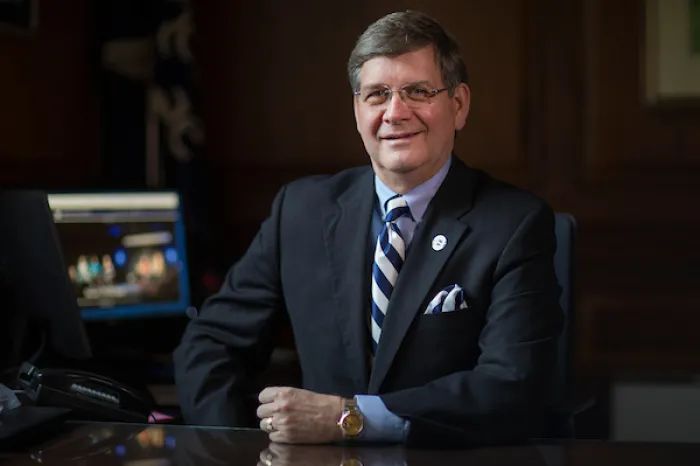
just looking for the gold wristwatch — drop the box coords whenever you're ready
[337,398,364,438]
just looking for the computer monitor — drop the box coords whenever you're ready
[0,191,92,378]
[46,191,191,321]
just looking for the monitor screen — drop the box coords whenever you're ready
[47,192,191,321]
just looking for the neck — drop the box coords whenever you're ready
[376,173,421,195]
[374,156,450,194]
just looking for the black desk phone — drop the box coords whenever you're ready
[17,362,152,423]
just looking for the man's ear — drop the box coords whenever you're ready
[353,96,361,133]
[453,83,470,131]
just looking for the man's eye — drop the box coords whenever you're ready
[408,87,428,96]
[365,90,388,103]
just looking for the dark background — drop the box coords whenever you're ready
[1,0,699,438]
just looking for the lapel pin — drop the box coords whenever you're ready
[432,234,447,251]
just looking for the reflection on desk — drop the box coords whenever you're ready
[2,422,700,465]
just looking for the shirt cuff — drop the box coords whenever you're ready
[354,395,410,443]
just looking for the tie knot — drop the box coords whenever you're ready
[384,196,410,223]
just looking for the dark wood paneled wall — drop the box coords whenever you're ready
[541,0,700,374]
[2,0,699,376]
[0,0,99,186]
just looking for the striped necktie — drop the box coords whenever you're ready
[371,195,411,354]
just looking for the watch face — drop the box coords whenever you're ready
[342,413,363,436]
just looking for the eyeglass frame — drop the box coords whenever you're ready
[353,82,450,107]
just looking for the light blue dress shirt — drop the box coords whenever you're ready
[355,156,452,442]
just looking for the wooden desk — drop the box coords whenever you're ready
[2,421,700,465]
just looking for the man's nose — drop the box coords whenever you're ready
[383,91,412,122]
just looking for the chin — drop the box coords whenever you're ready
[377,150,428,174]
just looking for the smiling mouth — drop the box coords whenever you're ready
[382,131,422,140]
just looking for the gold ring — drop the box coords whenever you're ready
[264,417,274,433]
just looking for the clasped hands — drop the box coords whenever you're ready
[256,386,347,444]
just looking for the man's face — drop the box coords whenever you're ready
[353,46,470,191]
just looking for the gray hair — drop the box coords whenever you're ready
[347,11,469,95]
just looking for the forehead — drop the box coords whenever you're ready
[358,46,442,88]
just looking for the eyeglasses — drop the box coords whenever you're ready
[353,83,449,107]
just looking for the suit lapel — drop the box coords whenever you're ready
[322,168,374,393]
[368,157,478,394]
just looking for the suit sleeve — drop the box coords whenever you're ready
[379,203,564,447]
[172,186,288,427]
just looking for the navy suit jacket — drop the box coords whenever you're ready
[173,156,564,447]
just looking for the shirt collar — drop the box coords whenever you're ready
[375,156,452,223]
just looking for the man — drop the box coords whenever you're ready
[174,10,563,447]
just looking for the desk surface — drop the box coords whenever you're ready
[2,422,700,465]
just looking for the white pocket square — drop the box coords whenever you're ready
[424,284,469,314]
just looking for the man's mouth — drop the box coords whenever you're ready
[381,131,422,140]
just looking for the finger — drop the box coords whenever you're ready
[256,400,280,419]
[258,386,284,403]
[259,415,279,434]
[258,398,290,418]
[260,386,299,405]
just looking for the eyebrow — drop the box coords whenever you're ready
[359,80,431,91]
